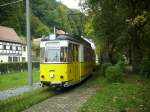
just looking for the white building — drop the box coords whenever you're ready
[0,26,27,63]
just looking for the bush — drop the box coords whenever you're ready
[105,62,124,83]
[116,61,125,72]
[0,62,39,75]
[100,62,112,76]
[111,52,123,64]
[140,59,150,78]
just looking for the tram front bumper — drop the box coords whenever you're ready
[41,81,68,88]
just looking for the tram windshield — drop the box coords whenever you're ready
[42,47,69,63]
[45,47,60,62]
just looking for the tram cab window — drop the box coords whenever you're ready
[40,47,45,63]
[60,47,68,62]
[45,47,60,62]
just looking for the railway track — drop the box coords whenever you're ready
[23,86,97,112]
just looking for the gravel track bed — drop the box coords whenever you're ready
[0,83,41,100]
[23,87,97,112]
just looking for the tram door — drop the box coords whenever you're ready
[74,45,80,80]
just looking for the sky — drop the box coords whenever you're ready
[56,0,80,10]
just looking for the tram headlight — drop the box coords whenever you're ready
[41,75,45,79]
[60,75,64,79]
[50,72,54,78]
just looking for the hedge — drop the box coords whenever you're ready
[100,62,112,76]
[0,62,39,74]
[105,61,124,83]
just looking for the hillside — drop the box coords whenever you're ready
[0,0,81,38]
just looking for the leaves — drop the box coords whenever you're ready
[0,0,82,38]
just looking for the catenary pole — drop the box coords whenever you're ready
[26,0,32,86]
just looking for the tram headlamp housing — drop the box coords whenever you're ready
[50,72,54,78]
[41,75,45,79]
[60,75,64,79]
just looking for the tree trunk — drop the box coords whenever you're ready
[100,40,110,64]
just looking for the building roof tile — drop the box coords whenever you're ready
[0,26,22,43]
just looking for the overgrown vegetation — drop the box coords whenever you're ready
[100,62,112,76]
[79,67,150,112]
[81,0,150,75]
[0,0,81,38]
[105,66,123,83]
[0,62,39,74]
[0,69,39,90]
[0,87,56,112]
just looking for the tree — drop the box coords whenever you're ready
[31,15,50,38]
[0,0,24,35]
[81,0,150,73]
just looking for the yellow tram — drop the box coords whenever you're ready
[40,34,95,88]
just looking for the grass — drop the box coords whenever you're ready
[0,66,150,112]
[0,87,56,112]
[0,69,39,90]
[79,67,150,112]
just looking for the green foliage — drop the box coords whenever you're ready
[143,80,150,112]
[82,0,150,74]
[0,87,55,112]
[0,62,39,74]
[105,66,123,83]
[105,61,124,83]
[31,0,82,35]
[0,0,24,35]
[0,0,82,38]
[0,70,39,90]
[116,61,125,72]
[80,74,149,112]
[140,59,150,78]
[110,52,122,64]
[80,83,144,112]
[31,15,50,38]
[100,63,112,76]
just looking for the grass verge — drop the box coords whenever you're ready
[79,68,150,112]
[0,87,56,112]
[0,69,39,90]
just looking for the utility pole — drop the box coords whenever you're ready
[26,0,32,86]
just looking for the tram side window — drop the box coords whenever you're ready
[60,47,68,62]
[84,47,87,61]
[76,46,79,62]
[68,43,73,62]
[40,47,45,63]
[73,45,76,62]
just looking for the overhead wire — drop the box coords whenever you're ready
[0,0,23,7]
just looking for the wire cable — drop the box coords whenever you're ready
[0,0,23,7]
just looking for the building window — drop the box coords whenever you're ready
[0,50,3,54]
[22,57,26,62]
[13,57,18,62]
[10,45,12,50]
[13,46,16,50]
[8,57,12,63]
[18,57,20,62]
[3,45,6,50]
[0,45,2,49]
[16,46,18,51]
[23,46,26,51]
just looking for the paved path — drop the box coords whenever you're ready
[0,83,41,100]
[23,87,96,112]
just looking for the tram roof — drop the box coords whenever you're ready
[41,34,91,47]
